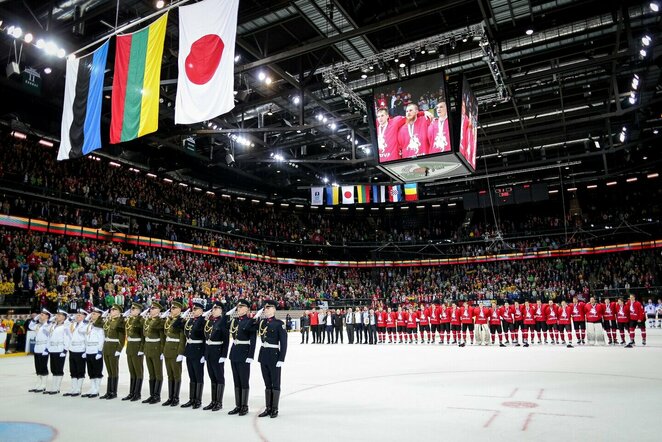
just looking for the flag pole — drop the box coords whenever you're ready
[70,0,193,57]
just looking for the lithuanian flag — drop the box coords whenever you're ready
[110,13,168,144]
[356,185,371,203]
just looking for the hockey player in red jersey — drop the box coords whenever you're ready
[545,300,559,344]
[501,301,514,344]
[601,298,617,345]
[557,300,573,347]
[473,304,490,346]
[448,303,461,345]
[418,305,431,344]
[522,301,536,347]
[533,300,547,344]
[376,306,387,344]
[570,296,586,345]
[405,307,418,344]
[488,300,506,347]
[429,302,441,343]
[584,297,605,345]
[459,302,474,347]
[395,306,407,344]
[625,294,645,347]
[385,307,397,343]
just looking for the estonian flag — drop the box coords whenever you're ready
[58,41,109,161]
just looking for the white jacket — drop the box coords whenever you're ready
[84,322,105,355]
[28,319,51,354]
[46,322,70,353]
[66,320,88,353]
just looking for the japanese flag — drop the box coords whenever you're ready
[175,0,239,124]
[342,186,355,204]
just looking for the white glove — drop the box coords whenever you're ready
[82,353,87,359]
[85,313,92,321]
[140,309,150,318]
[225,306,237,316]
[203,310,212,319]
[160,309,170,319]
[114,351,121,357]
[160,354,164,361]
[219,357,226,363]
[182,309,191,318]
[200,356,205,363]
[245,358,253,364]
[137,351,144,356]
[59,352,66,358]
[276,361,284,368]
[95,353,102,360]
[122,310,131,318]
[254,308,264,319]
[176,355,184,363]
[41,351,48,356]
[101,310,109,318]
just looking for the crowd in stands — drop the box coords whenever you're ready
[0,138,660,261]
[0,227,659,316]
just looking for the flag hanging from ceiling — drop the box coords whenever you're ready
[371,185,380,203]
[311,187,323,205]
[404,183,418,201]
[326,187,339,205]
[342,186,355,204]
[356,185,371,204]
[110,13,168,144]
[58,41,109,161]
[388,185,403,202]
[175,0,239,124]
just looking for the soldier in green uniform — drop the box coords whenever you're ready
[100,304,125,400]
[121,303,145,402]
[162,301,186,407]
[142,302,166,404]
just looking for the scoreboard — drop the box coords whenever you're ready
[462,183,548,209]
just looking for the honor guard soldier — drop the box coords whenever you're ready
[122,303,145,402]
[181,301,206,409]
[142,302,166,404]
[162,301,186,407]
[82,308,105,398]
[203,301,229,411]
[63,309,88,397]
[257,300,288,419]
[227,299,258,416]
[44,309,70,394]
[28,309,52,393]
[101,304,125,400]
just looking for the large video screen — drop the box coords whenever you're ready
[458,76,478,171]
[372,71,451,164]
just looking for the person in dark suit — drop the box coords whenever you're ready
[226,299,257,416]
[333,309,344,344]
[181,301,206,409]
[257,300,287,418]
[299,312,310,344]
[203,301,229,412]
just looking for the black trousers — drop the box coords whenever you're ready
[205,348,225,384]
[49,353,66,376]
[34,353,49,376]
[326,326,334,343]
[86,354,104,379]
[355,324,363,342]
[363,324,369,342]
[346,324,354,344]
[300,326,309,343]
[68,351,86,378]
[186,355,205,383]
[260,363,282,390]
[334,327,343,343]
[368,325,377,344]
[230,361,250,388]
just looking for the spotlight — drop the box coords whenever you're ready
[639,49,647,57]
[525,29,534,35]
[24,33,33,44]
[642,35,652,46]
[36,38,45,49]
[267,106,273,116]
[293,96,300,105]
[361,73,367,79]
[234,55,241,62]
[330,123,337,130]
[651,2,659,12]
[399,62,406,68]
[265,77,272,85]
[43,67,52,74]
[258,71,266,81]
[45,41,57,55]
[57,48,66,58]
[156,0,165,8]
[11,26,22,39]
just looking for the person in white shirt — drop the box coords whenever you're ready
[644,299,657,328]
[656,300,662,328]
[63,309,89,397]
[344,309,354,344]
[28,309,53,393]
[44,309,71,394]
[354,308,363,344]
[82,308,105,398]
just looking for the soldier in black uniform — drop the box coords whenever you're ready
[181,301,206,409]
[227,299,257,416]
[257,300,288,418]
[202,301,229,411]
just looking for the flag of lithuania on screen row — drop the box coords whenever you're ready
[110,13,168,144]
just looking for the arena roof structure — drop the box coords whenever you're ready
[0,0,660,203]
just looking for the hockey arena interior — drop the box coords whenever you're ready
[0,0,661,441]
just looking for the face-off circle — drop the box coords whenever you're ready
[185,34,224,85]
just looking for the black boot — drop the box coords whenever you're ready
[228,387,242,415]
[203,383,218,410]
[99,378,112,399]
[142,380,155,403]
[258,389,272,417]
[192,383,204,409]
[106,377,118,399]
[270,390,280,418]
[212,384,224,411]
[147,380,162,404]
[122,378,136,401]
[169,381,181,407]
[238,388,249,416]
[130,378,143,402]
[181,382,196,408]
[162,380,174,406]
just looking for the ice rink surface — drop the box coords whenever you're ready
[1,329,661,442]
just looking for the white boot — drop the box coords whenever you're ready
[83,378,94,397]
[91,378,101,396]
[46,376,63,394]
[63,378,77,396]
[75,378,84,395]
[30,375,45,392]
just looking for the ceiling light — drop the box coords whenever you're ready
[399,62,406,68]
[626,177,637,182]
[24,33,33,44]
[163,178,173,183]
[293,96,300,105]
[548,189,559,194]
[10,26,22,39]
[606,181,617,186]
[330,123,337,130]
[586,184,597,189]
[156,0,165,8]
[651,2,660,12]
[641,35,652,46]
[653,129,659,135]
[639,49,647,57]
[361,73,367,79]
[462,37,468,42]
[265,77,272,85]
[36,38,45,49]
[525,29,534,35]
[43,67,52,74]
[109,161,121,167]
[647,173,659,178]
[45,41,57,55]
[146,173,157,178]
[567,187,577,192]
[234,55,240,62]
[258,71,266,81]
[11,131,27,140]
[38,139,54,147]
[67,54,76,61]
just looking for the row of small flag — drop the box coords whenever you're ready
[311,184,418,205]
